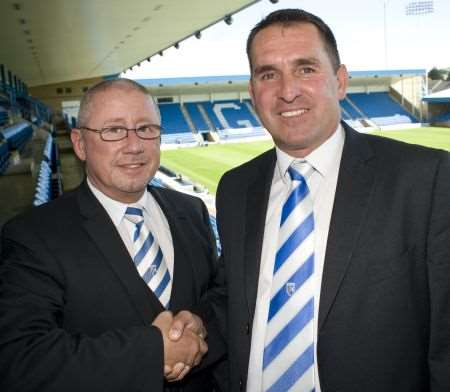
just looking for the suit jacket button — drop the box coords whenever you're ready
[245,323,250,335]
[239,378,244,390]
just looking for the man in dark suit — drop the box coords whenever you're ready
[0,79,225,391]
[216,9,450,391]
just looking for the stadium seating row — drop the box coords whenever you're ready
[1,121,33,152]
[33,135,63,206]
[0,106,9,127]
[158,93,417,143]
[345,92,417,126]
[431,111,450,124]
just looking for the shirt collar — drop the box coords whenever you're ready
[275,123,345,182]
[87,178,148,226]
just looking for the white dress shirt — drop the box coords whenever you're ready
[87,180,174,285]
[246,125,345,391]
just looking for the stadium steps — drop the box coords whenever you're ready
[180,103,196,133]
[197,104,216,131]
[345,96,376,127]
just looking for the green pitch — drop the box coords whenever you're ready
[161,127,450,194]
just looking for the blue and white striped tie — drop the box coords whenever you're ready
[262,162,315,392]
[125,206,171,308]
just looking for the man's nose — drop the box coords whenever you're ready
[279,74,301,103]
[124,129,144,152]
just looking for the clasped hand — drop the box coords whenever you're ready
[152,310,208,382]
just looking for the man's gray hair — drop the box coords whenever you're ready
[76,78,161,128]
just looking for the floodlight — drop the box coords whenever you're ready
[405,0,434,15]
[195,31,201,39]
[174,42,180,49]
[224,15,233,25]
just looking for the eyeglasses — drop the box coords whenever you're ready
[80,124,162,141]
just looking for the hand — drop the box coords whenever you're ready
[152,311,208,382]
[169,310,207,341]
[164,311,208,381]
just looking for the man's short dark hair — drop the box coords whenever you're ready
[246,8,341,72]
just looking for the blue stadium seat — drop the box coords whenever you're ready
[33,135,63,206]
[431,111,450,123]
[1,121,33,152]
[348,92,417,126]
[340,97,362,119]
[184,102,209,132]
[159,103,191,133]
[200,100,260,130]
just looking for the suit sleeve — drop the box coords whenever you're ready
[428,151,450,391]
[0,220,165,392]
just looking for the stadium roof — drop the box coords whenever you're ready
[138,69,426,87]
[0,0,259,88]
[423,88,450,103]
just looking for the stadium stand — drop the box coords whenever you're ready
[1,121,33,153]
[199,100,260,130]
[431,111,450,124]
[199,102,223,130]
[341,97,365,120]
[158,103,198,144]
[159,103,191,133]
[212,100,260,129]
[348,92,417,126]
[184,102,210,132]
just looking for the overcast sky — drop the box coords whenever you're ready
[122,0,449,80]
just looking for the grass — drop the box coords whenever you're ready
[371,127,450,151]
[161,126,450,194]
[161,140,273,193]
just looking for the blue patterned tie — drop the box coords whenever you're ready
[262,162,315,392]
[124,206,171,308]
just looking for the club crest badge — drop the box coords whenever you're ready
[286,282,296,296]
[149,264,157,277]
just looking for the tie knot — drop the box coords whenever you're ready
[288,160,313,182]
[124,206,144,225]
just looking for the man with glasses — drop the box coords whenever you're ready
[0,79,225,392]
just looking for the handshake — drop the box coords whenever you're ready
[152,310,208,382]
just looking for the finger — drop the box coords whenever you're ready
[165,362,186,382]
[164,365,172,376]
[192,339,208,367]
[199,337,208,356]
[169,311,193,341]
[174,365,191,382]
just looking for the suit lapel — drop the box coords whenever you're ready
[77,182,163,325]
[318,124,376,330]
[244,149,276,319]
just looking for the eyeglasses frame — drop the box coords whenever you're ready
[79,124,162,142]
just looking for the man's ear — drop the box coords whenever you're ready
[71,128,87,161]
[336,64,349,100]
[248,79,256,106]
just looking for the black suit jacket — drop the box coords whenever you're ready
[0,181,225,392]
[216,124,450,391]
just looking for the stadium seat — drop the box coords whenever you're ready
[1,121,33,153]
[347,92,417,126]
[159,103,191,133]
